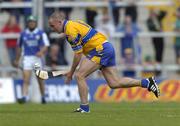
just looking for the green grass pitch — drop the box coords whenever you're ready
[0,102,180,126]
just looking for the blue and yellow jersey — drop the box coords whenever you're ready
[63,20,107,55]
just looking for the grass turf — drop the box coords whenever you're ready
[0,102,180,126]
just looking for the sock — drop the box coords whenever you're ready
[42,96,45,99]
[80,104,89,112]
[41,96,46,103]
[141,79,149,88]
[41,95,45,99]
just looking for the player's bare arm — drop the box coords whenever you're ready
[36,46,48,57]
[13,47,22,68]
[65,52,82,84]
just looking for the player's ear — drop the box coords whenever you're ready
[58,20,62,25]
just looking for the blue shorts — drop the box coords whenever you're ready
[86,42,116,67]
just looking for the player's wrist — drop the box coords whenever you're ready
[69,70,74,76]
[36,51,44,57]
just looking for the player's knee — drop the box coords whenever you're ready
[108,84,117,89]
[75,71,85,80]
[23,77,30,85]
[23,79,30,85]
[108,79,120,89]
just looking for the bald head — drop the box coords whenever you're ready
[49,11,66,21]
[49,11,66,33]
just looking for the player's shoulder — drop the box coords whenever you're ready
[70,20,88,25]
[65,20,77,33]
[20,29,27,35]
[66,19,88,29]
[19,29,28,37]
[67,20,86,25]
[21,28,46,37]
[66,20,75,27]
[34,28,48,37]
[35,28,45,34]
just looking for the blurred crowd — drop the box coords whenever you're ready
[0,0,180,77]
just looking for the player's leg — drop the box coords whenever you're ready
[34,57,46,103]
[101,66,160,97]
[101,66,141,88]
[22,70,32,95]
[74,58,101,112]
[18,70,32,103]
[100,42,159,97]
[37,77,46,104]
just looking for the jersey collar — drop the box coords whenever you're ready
[63,20,68,33]
[26,28,39,34]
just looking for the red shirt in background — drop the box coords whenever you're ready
[1,24,21,48]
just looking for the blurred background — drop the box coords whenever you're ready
[0,0,180,104]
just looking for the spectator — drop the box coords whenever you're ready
[146,9,166,76]
[6,0,23,22]
[45,9,69,65]
[174,7,180,74]
[95,7,115,38]
[109,0,122,26]
[23,0,32,22]
[49,11,68,65]
[1,0,32,25]
[124,0,138,23]
[1,14,21,65]
[83,0,98,28]
[117,15,140,59]
[117,15,141,77]
[122,48,136,77]
[44,0,72,31]
[85,7,97,28]
[46,44,61,70]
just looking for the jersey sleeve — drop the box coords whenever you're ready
[39,31,50,47]
[66,24,83,53]
[17,32,23,48]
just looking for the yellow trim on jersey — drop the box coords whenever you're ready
[91,56,101,64]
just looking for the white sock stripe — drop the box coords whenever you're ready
[152,88,155,92]
[150,85,154,90]
[150,84,158,92]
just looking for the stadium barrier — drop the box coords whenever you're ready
[1,32,180,39]
[0,1,172,8]
[1,78,180,104]
[0,78,16,104]
[0,32,179,78]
